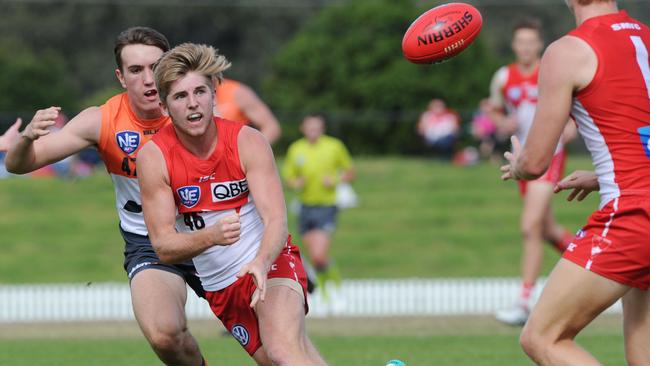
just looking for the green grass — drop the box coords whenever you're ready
[0,334,625,365]
[0,156,597,283]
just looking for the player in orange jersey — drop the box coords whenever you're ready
[502,0,650,364]
[214,78,281,144]
[489,18,577,326]
[5,27,209,366]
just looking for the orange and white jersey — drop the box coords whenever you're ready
[98,93,170,235]
[152,118,264,291]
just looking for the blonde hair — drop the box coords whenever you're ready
[154,43,231,103]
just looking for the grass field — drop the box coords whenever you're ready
[0,156,597,283]
[0,156,626,365]
[0,316,625,365]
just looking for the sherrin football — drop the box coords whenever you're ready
[402,2,483,64]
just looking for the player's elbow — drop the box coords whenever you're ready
[4,156,31,175]
[520,160,547,180]
[149,237,179,264]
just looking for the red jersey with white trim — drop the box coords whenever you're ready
[152,118,263,291]
[501,64,539,146]
[98,93,170,235]
[568,10,650,207]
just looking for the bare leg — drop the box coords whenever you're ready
[303,229,331,270]
[520,181,555,290]
[622,288,650,366]
[256,284,327,365]
[131,269,204,366]
[520,259,629,365]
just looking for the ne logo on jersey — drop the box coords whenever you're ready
[211,178,248,203]
[116,131,141,155]
[177,186,201,208]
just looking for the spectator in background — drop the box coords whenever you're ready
[471,98,502,162]
[214,78,281,144]
[417,98,460,159]
[283,115,354,302]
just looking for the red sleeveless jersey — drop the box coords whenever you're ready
[152,117,249,213]
[501,63,539,109]
[569,11,650,207]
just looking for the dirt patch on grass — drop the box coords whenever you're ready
[0,314,621,339]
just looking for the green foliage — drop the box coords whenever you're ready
[265,0,500,154]
[0,39,78,113]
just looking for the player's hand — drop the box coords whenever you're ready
[500,135,521,181]
[209,213,240,245]
[22,107,61,141]
[554,170,598,202]
[0,118,22,152]
[236,257,270,308]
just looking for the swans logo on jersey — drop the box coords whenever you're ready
[211,178,248,202]
[637,126,650,158]
[231,324,250,346]
[177,186,201,208]
[116,131,141,155]
[506,86,522,102]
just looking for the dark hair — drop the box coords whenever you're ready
[114,26,170,71]
[513,18,542,34]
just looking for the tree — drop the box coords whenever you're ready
[264,0,500,154]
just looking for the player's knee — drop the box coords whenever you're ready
[521,220,543,240]
[263,337,308,365]
[519,325,547,360]
[147,325,187,353]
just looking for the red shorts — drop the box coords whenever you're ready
[518,150,566,196]
[563,196,650,290]
[204,238,308,356]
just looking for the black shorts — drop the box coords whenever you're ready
[298,204,338,235]
[121,226,205,299]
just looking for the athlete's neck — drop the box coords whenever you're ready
[178,123,218,159]
[133,106,163,121]
[574,3,619,26]
[516,60,539,76]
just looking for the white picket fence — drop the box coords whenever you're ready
[0,278,622,322]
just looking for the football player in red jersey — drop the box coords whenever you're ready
[501,1,650,364]
[490,18,576,326]
[138,43,327,366]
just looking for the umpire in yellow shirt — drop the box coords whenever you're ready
[283,114,355,299]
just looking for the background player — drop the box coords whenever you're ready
[214,78,281,144]
[282,115,354,302]
[138,42,326,365]
[501,0,650,364]
[489,18,576,325]
[5,27,209,366]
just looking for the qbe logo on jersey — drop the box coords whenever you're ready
[211,178,248,202]
[638,126,650,158]
[116,131,141,155]
[177,186,201,208]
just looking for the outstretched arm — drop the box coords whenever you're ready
[137,141,241,263]
[236,126,288,307]
[235,85,281,144]
[501,36,595,181]
[5,106,99,174]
